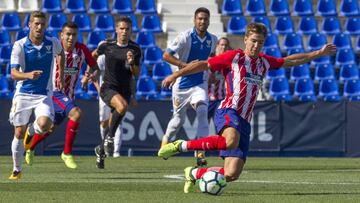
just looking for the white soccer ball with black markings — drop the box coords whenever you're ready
[199,170,227,195]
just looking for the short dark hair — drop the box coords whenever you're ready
[116,16,132,26]
[245,23,267,38]
[194,7,210,17]
[62,22,78,30]
[29,11,46,22]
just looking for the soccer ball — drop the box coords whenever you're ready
[199,170,227,195]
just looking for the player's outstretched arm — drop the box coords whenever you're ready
[283,44,337,68]
[11,69,43,81]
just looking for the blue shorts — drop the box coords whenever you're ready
[214,108,250,161]
[52,91,77,125]
[208,100,221,120]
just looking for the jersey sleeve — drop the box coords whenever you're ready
[166,32,186,55]
[97,55,105,71]
[96,41,107,55]
[10,41,23,69]
[263,54,285,69]
[82,44,97,67]
[208,50,238,72]
[52,37,63,55]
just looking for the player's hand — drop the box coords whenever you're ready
[81,73,89,90]
[56,79,64,91]
[127,50,135,66]
[162,74,177,89]
[28,70,43,80]
[320,44,337,56]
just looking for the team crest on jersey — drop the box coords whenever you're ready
[45,45,52,53]
[63,97,69,102]
[206,40,212,48]
[244,72,263,85]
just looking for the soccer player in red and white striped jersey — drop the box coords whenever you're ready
[158,23,337,193]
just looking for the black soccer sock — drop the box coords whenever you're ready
[108,110,124,139]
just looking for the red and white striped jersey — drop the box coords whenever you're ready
[53,42,97,100]
[208,49,284,122]
[208,71,226,101]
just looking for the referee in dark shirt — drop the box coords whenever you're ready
[92,16,141,169]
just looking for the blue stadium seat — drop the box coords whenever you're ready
[319,79,341,101]
[136,31,156,49]
[94,14,115,32]
[283,33,304,51]
[42,0,62,13]
[0,76,11,99]
[340,0,360,17]
[290,64,310,81]
[263,47,282,58]
[266,68,286,80]
[252,16,272,33]
[87,31,106,50]
[144,46,163,65]
[112,0,133,14]
[356,36,360,52]
[0,30,11,47]
[222,0,243,16]
[48,13,67,32]
[5,63,11,79]
[88,0,110,13]
[74,76,91,100]
[15,30,29,41]
[0,45,12,64]
[321,17,342,35]
[343,79,360,100]
[344,18,360,36]
[23,14,30,31]
[263,33,280,49]
[72,14,92,32]
[77,32,83,43]
[227,16,247,35]
[307,33,327,51]
[87,82,98,98]
[269,77,292,101]
[152,62,172,81]
[65,0,86,13]
[293,0,313,16]
[136,76,158,99]
[140,63,149,78]
[339,64,359,81]
[1,13,21,31]
[274,16,294,35]
[141,15,162,33]
[297,16,318,35]
[246,0,266,16]
[335,49,356,67]
[269,0,290,16]
[128,14,140,33]
[332,33,352,50]
[287,48,304,55]
[311,55,331,66]
[294,78,316,101]
[314,64,335,81]
[316,0,337,16]
[160,86,172,98]
[45,30,58,38]
[135,0,157,14]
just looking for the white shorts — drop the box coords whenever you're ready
[99,96,111,122]
[171,83,208,114]
[9,93,54,126]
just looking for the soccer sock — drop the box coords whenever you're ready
[181,135,227,152]
[164,113,184,141]
[63,119,79,154]
[114,125,122,154]
[194,167,225,180]
[108,111,123,139]
[195,104,209,138]
[30,133,50,150]
[11,137,24,172]
[100,125,109,140]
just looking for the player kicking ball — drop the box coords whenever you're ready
[158,23,337,193]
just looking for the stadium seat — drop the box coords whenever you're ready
[339,64,359,81]
[293,0,313,16]
[1,13,21,31]
[319,79,341,101]
[152,62,172,81]
[321,17,342,35]
[335,49,356,67]
[128,14,140,33]
[141,15,162,33]
[5,63,11,79]
[246,0,266,16]
[290,64,310,81]
[314,64,335,81]
[160,86,172,98]
[269,0,290,16]
[344,18,360,36]
[283,33,304,51]
[297,16,318,35]
[263,33,280,49]
[0,76,11,99]
[48,13,67,32]
[45,30,58,38]
[77,32,83,43]
[287,48,304,55]
[72,14,92,32]
[87,83,98,98]
[65,0,86,13]
[94,14,115,32]
[0,0,15,12]
[266,68,286,80]
[307,33,327,51]
[143,46,163,65]
[136,76,158,99]
[316,0,337,16]
[227,16,247,35]
[135,0,157,14]
[18,0,39,12]
[311,55,331,66]
[222,0,243,16]
[0,30,11,47]
[269,77,292,101]
[112,0,133,14]
[87,31,106,50]
[74,76,91,100]
[42,0,62,13]
[136,32,156,49]
[23,14,30,31]
[355,36,360,52]
[88,0,110,13]
[252,16,272,33]
[15,30,29,41]
[332,33,352,50]
[263,47,282,58]
[0,45,12,65]
[343,79,360,100]
[140,64,149,78]
[340,0,360,17]
[274,16,294,35]
[294,78,316,101]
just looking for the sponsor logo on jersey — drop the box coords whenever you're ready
[244,72,263,85]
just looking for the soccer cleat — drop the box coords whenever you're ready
[157,140,184,159]
[9,170,22,180]
[95,145,105,169]
[23,124,34,151]
[184,167,196,193]
[113,152,121,158]
[196,152,207,167]
[25,150,34,166]
[104,136,114,157]
[61,152,77,169]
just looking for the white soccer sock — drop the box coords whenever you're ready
[33,120,45,135]
[191,168,198,179]
[114,125,122,154]
[11,137,24,172]
[181,141,188,152]
[195,104,209,138]
[100,126,108,140]
[164,113,184,141]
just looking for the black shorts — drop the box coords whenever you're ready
[100,85,131,111]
